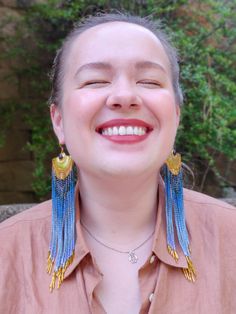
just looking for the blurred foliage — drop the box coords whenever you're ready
[0,0,235,199]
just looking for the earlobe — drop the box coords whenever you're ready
[50,104,65,144]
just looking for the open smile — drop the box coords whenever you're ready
[96,119,153,144]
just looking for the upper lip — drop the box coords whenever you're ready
[96,119,154,133]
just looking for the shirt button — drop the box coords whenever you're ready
[149,292,154,303]
[149,255,156,264]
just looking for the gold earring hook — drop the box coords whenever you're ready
[59,144,64,159]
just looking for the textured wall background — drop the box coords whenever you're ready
[0,0,43,204]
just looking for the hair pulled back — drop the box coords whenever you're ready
[49,12,183,107]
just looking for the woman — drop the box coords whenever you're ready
[0,13,236,314]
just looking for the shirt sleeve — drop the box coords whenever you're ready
[218,206,236,312]
[0,225,25,314]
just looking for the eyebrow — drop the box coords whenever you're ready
[74,62,112,78]
[74,60,167,78]
[135,61,166,73]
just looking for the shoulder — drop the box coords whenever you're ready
[0,200,52,283]
[184,188,236,222]
[184,189,236,249]
[184,189,236,294]
[184,188,236,251]
[0,200,52,245]
[0,201,52,312]
[184,188,235,209]
[0,200,52,227]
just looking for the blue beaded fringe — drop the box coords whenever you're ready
[163,164,190,258]
[47,167,76,290]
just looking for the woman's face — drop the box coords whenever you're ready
[51,22,180,178]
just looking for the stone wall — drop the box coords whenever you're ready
[0,203,35,222]
[0,118,36,204]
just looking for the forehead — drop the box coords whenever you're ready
[65,21,170,73]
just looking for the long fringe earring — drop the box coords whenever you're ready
[163,150,196,282]
[47,145,76,292]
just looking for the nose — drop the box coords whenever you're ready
[106,80,142,111]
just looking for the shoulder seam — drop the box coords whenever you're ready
[184,198,235,210]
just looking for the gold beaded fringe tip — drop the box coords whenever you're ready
[167,245,196,283]
[182,256,197,283]
[167,245,179,263]
[47,251,75,292]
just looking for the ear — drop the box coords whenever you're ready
[50,104,65,144]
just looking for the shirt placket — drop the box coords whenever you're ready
[139,253,160,314]
[81,254,106,314]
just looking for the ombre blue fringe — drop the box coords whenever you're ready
[50,168,76,273]
[163,164,190,258]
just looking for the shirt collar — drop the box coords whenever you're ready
[64,178,187,279]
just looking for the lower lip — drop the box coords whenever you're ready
[99,133,150,144]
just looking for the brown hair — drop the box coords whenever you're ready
[49,12,183,106]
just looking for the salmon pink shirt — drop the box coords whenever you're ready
[0,181,236,314]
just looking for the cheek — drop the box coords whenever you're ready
[63,90,105,125]
[147,90,178,126]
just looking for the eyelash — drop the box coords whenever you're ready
[82,80,161,88]
[138,80,161,87]
[84,81,109,86]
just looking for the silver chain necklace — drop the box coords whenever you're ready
[80,220,155,264]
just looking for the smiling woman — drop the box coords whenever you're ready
[0,12,236,314]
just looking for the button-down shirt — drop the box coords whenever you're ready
[0,181,236,314]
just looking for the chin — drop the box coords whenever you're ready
[98,161,160,179]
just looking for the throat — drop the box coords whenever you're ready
[78,169,159,251]
[81,218,155,264]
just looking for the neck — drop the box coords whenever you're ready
[78,171,159,248]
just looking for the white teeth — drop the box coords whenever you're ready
[126,126,133,135]
[113,126,119,135]
[102,129,109,135]
[133,127,139,135]
[118,126,126,135]
[101,126,147,136]
[108,127,113,136]
[138,127,145,136]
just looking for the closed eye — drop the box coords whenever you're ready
[83,81,109,87]
[137,80,162,88]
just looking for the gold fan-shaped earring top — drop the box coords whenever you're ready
[52,147,74,180]
[165,151,181,176]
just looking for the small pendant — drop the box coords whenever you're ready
[128,251,138,264]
